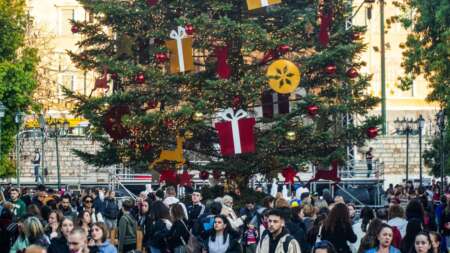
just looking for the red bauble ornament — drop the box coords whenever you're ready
[71,25,79,33]
[282,166,297,184]
[306,105,320,117]
[110,72,119,80]
[185,24,194,35]
[179,170,192,187]
[325,64,337,75]
[277,45,291,54]
[346,68,359,79]
[147,100,158,109]
[164,119,175,129]
[232,96,242,108]
[155,52,169,63]
[146,0,158,6]
[136,73,145,84]
[199,170,209,180]
[367,127,378,139]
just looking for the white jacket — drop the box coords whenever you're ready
[388,217,408,238]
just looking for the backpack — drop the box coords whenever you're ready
[202,216,215,233]
[180,220,202,253]
[260,230,294,253]
[103,199,119,219]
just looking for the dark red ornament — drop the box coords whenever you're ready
[110,72,119,80]
[367,127,378,139]
[164,119,175,129]
[103,105,130,140]
[199,170,209,180]
[352,32,363,41]
[179,170,192,187]
[277,45,291,54]
[213,170,221,180]
[159,169,177,184]
[346,68,359,79]
[325,64,337,75]
[71,25,79,33]
[232,96,242,108]
[143,143,152,152]
[282,166,297,184]
[318,0,333,47]
[215,45,232,79]
[185,24,194,35]
[155,52,169,63]
[136,73,145,84]
[146,0,158,6]
[306,105,320,117]
[147,100,158,109]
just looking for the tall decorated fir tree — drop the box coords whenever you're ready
[68,0,380,188]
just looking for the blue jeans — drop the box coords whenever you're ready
[34,165,43,183]
[150,246,161,253]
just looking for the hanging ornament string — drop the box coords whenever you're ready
[170,26,187,72]
[215,45,232,79]
[319,0,333,47]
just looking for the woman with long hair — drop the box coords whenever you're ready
[406,200,425,224]
[352,207,375,253]
[400,219,422,253]
[167,203,190,253]
[411,232,433,253]
[429,232,442,253]
[48,217,74,253]
[78,210,93,239]
[88,222,117,253]
[364,224,400,253]
[143,200,172,253]
[204,215,241,253]
[25,217,51,248]
[45,210,64,239]
[321,203,357,253]
[358,219,384,253]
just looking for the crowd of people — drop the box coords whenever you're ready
[0,181,448,253]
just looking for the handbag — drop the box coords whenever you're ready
[180,220,201,253]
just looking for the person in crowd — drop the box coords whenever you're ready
[352,207,375,253]
[204,215,241,253]
[32,149,42,184]
[89,222,117,253]
[102,190,119,242]
[406,200,425,224]
[144,200,172,253]
[412,232,432,253]
[78,195,95,216]
[400,219,423,253]
[307,213,327,245]
[25,216,51,248]
[118,199,137,253]
[10,188,26,218]
[136,199,149,228]
[167,203,190,253]
[358,219,384,253]
[93,190,106,216]
[48,217,74,253]
[59,195,76,219]
[302,204,317,231]
[68,228,89,253]
[321,203,357,253]
[193,201,223,243]
[45,210,63,239]
[25,244,47,253]
[387,205,407,238]
[10,216,29,253]
[364,224,400,253]
[256,208,301,253]
[188,191,206,229]
[243,223,259,253]
[163,186,188,219]
[78,210,93,238]
[221,195,246,231]
[0,206,14,252]
[313,240,338,253]
[348,203,357,224]
[429,232,442,253]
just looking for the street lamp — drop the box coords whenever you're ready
[50,119,69,190]
[38,114,46,185]
[437,111,446,195]
[0,102,6,161]
[417,115,425,187]
[394,117,418,183]
[15,111,25,187]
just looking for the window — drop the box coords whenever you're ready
[60,9,74,36]
[59,74,75,97]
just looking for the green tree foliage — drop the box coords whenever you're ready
[69,0,379,186]
[0,0,39,176]
[396,0,450,177]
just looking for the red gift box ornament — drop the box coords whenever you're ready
[215,108,256,156]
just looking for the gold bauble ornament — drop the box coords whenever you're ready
[285,131,297,141]
[192,111,204,121]
[184,130,194,139]
[267,59,301,94]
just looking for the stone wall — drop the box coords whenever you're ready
[14,136,433,185]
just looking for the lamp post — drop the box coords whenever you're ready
[0,102,6,162]
[15,111,25,187]
[418,115,425,187]
[50,119,69,191]
[437,111,446,195]
[38,114,46,185]
[395,117,418,183]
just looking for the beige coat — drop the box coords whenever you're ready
[256,232,302,253]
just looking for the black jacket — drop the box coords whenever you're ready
[188,203,205,228]
[321,224,357,253]
[143,218,171,250]
[48,236,70,253]
[167,219,190,250]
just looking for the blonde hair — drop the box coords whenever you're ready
[274,198,290,208]
[24,217,45,239]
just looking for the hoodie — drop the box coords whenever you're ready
[387,217,408,238]
[98,240,117,253]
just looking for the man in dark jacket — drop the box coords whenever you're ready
[118,198,137,253]
[187,191,205,229]
[59,195,76,219]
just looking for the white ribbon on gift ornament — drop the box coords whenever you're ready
[261,0,269,7]
[218,108,248,154]
[272,92,279,114]
[170,26,187,72]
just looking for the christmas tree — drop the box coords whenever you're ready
[68,0,380,187]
